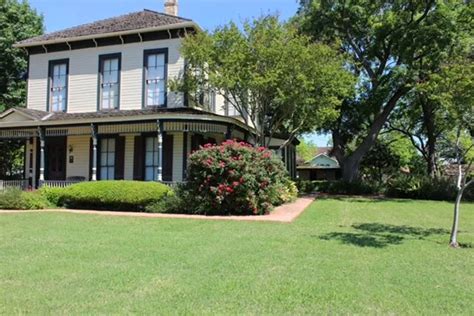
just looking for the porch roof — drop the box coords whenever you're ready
[0,107,253,139]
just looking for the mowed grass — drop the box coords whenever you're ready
[1,198,473,315]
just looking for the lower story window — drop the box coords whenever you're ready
[100,138,115,180]
[145,137,158,181]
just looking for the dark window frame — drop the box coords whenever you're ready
[47,58,69,112]
[97,53,122,111]
[142,48,169,108]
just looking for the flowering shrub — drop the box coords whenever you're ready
[182,140,297,215]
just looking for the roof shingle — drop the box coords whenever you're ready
[17,9,193,46]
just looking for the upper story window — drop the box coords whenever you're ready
[99,53,121,110]
[48,59,69,112]
[143,48,168,107]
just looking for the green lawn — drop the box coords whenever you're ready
[1,198,473,314]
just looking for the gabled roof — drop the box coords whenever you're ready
[15,9,196,47]
[0,107,48,121]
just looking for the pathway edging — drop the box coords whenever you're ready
[0,195,315,223]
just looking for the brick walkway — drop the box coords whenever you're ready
[0,195,315,223]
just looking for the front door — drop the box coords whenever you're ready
[46,137,67,180]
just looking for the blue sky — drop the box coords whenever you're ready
[27,0,330,146]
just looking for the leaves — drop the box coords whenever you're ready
[171,15,354,146]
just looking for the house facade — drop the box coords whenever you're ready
[0,1,297,189]
[297,148,341,181]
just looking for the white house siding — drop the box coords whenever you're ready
[66,136,90,179]
[123,134,135,180]
[27,38,185,112]
[170,132,183,182]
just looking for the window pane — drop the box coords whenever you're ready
[100,168,108,180]
[108,138,116,151]
[145,167,155,181]
[108,167,115,180]
[107,153,115,165]
[145,152,154,166]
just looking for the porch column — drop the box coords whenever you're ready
[91,124,98,181]
[38,127,45,182]
[225,125,233,140]
[156,120,163,182]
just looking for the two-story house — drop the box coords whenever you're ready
[0,0,297,189]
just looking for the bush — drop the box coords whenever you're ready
[145,185,193,214]
[0,189,51,210]
[386,175,473,202]
[177,140,296,215]
[326,180,381,195]
[57,181,171,211]
[296,180,331,194]
[38,186,66,206]
[296,180,380,195]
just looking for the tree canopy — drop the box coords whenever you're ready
[298,0,470,181]
[171,15,354,147]
[0,0,43,178]
[0,0,43,112]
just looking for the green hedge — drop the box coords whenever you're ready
[0,189,51,210]
[296,177,473,202]
[50,181,171,212]
[386,176,474,202]
[296,180,379,195]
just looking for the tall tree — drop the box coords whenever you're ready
[298,0,467,182]
[171,15,354,147]
[0,0,43,178]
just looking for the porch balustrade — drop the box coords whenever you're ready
[0,179,29,191]
[40,180,86,188]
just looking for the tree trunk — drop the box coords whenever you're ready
[340,155,362,182]
[449,187,463,248]
[334,87,408,182]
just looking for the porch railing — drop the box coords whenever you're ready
[40,180,85,188]
[0,179,29,191]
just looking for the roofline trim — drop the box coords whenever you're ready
[305,153,339,165]
[14,21,200,48]
[0,112,253,132]
[0,108,40,121]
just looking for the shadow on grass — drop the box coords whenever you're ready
[317,196,415,203]
[319,223,450,248]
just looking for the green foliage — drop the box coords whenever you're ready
[0,188,50,210]
[172,15,354,146]
[296,180,331,194]
[56,181,171,212]
[0,0,43,178]
[386,175,473,202]
[296,180,379,195]
[0,0,43,111]
[360,135,419,183]
[176,140,297,215]
[145,185,192,214]
[298,0,469,181]
[38,186,66,206]
[296,138,318,163]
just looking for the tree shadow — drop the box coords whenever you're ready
[319,223,450,248]
[317,196,415,203]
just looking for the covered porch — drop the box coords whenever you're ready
[0,108,249,189]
